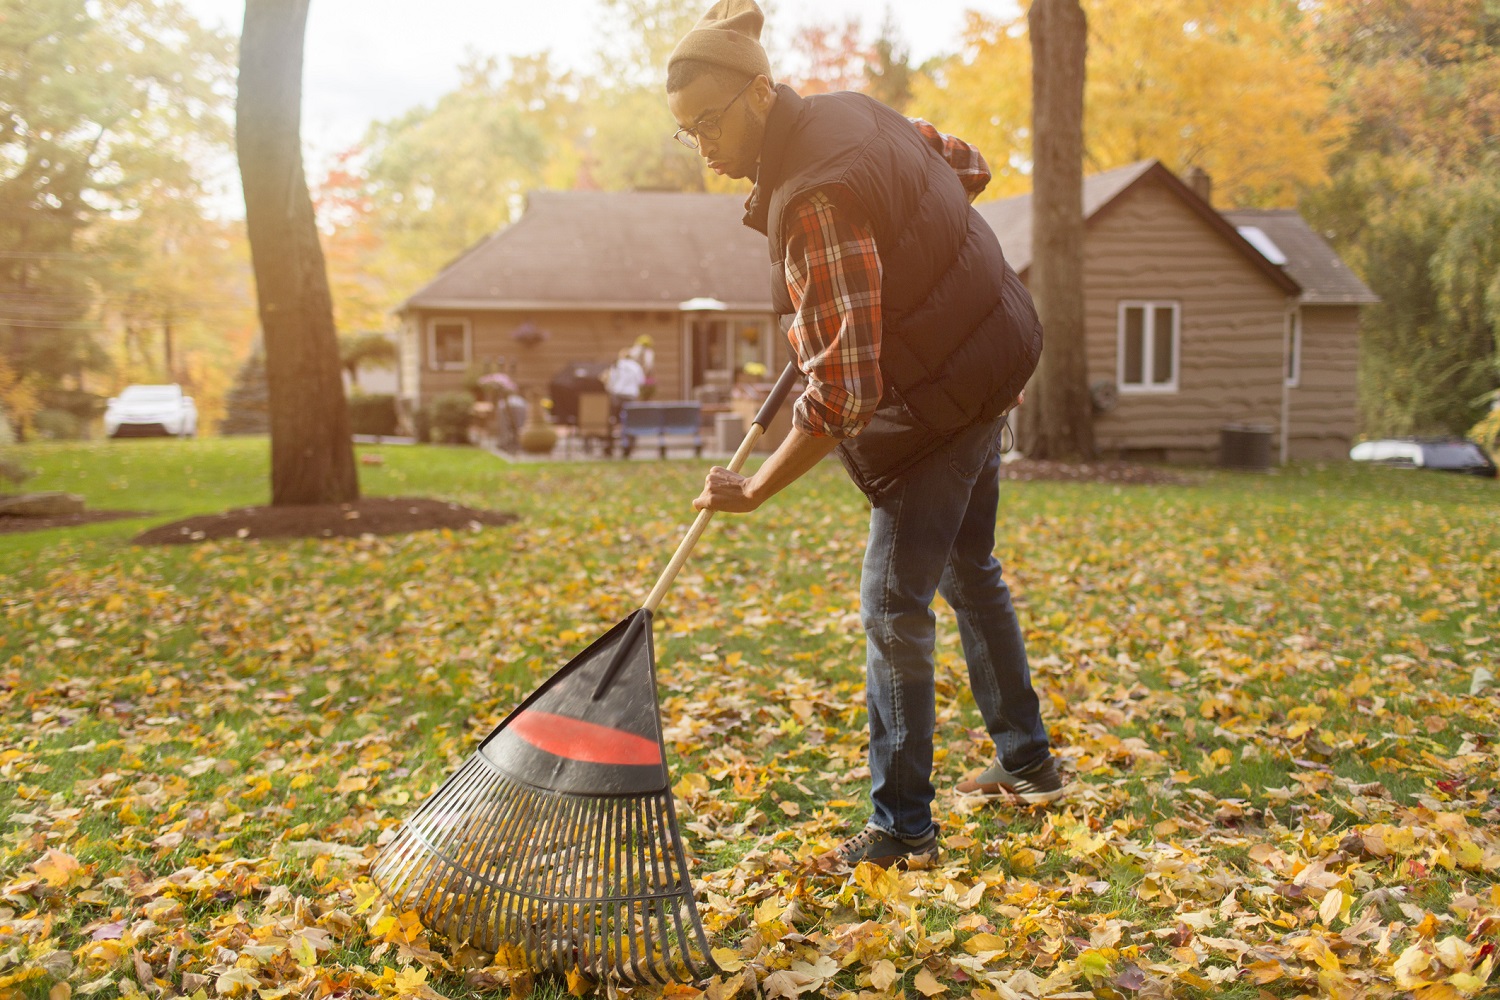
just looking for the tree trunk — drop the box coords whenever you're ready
[1021,0,1094,461]
[236,0,358,505]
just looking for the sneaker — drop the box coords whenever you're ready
[955,755,1066,805]
[815,823,939,871]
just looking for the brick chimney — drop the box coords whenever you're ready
[1185,165,1212,205]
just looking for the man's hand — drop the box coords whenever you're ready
[692,466,761,513]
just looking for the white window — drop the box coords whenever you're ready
[426,318,470,372]
[1285,310,1302,388]
[1118,301,1179,392]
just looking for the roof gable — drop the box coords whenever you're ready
[401,191,773,312]
[976,159,1302,297]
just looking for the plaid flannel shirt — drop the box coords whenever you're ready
[784,118,992,438]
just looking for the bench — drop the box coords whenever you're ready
[618,401,704,459]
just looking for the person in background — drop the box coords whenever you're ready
[626,335,656,399]
[666,0,1064,872]
[605,347,647,422]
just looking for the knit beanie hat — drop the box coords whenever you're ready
[667,0,771,81]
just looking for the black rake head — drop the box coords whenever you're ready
[371,611,716,984]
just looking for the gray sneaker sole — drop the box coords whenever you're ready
[954,780,1068,805]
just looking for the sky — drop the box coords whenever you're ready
[183,1,1019,178]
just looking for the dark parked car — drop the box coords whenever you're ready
[1350,438,1497,478]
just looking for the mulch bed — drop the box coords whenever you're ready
[2,463,1187,542]
[130,497,518,545]
[0,510,149,535]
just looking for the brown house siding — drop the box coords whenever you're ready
[1079,176,1292,462]
[1288,304,1361,460]
[403,308,683,403]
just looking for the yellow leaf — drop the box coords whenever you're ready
[710,948,745,973]
[869,960,899,991]
[1412,985,1462,1000]
[913,968,947,996]
[31,849,82,888]
[964,933,1007,956]
[215,968,260,997]
[1245,959,1284,984]
[565,968,592,996]
[1078,948,1116,982]
[1319,887,1345,926]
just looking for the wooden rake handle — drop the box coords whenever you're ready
[641,361,800,614]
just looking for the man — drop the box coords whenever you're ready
[666,0,1065,871]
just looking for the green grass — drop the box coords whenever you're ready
[1,437,1498,998]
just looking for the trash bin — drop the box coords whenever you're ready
[714,412,745,454]
[1220,423,1274,471]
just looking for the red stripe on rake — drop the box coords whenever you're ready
[509,709,663,767]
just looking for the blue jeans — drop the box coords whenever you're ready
[860,416,1051,838]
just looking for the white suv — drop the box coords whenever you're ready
[104,384,198,438]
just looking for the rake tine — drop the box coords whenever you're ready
[661,789,712,977]
[452,767,513,947]
[485,776,534,952]
[542,791,588,969]
[624,797,651,983]
[428,760,498,938]
[415,763,480,935]
[649,794,685,978]
[606,796,627,979]
[642,797,671,981]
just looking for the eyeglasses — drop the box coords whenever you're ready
[672,77,756,150]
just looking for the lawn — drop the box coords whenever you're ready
[2,437,1497,1000]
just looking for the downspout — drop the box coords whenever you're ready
[1280,297,1295,466]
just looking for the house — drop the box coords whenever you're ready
[974,160,1377,462]
[395,190,787,427]
[398,160,1374,463]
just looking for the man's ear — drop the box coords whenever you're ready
[749,74,776,112]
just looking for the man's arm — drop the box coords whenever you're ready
[693,190,883,513]
[909,118,991,201]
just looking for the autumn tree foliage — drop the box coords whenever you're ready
[1301,0,1500,437]
[0,0,239,424]
[910,0,1345,205]
[779,18,870,96]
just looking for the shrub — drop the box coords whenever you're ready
[426,392,474,444]
[348,393,399,437]
[33,408,85,440]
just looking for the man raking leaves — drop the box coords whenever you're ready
[666,0,1068,871]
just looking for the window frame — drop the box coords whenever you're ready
[1117,300,1181,394]
[426,317,472,372]
[1285,309,1302,388]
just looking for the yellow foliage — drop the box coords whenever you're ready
[909,0,1347,207]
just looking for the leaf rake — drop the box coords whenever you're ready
[373,364,798,983]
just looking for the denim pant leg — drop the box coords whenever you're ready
[861,417,1007,839]
[937,446,1052,773]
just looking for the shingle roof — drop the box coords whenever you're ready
[400,190,773,312]
[1223,209,1379,305]
[975,160,1156,272]
[402,162,1366,313]
[975,159,1302,298]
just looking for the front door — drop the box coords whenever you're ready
[684,315,774,398]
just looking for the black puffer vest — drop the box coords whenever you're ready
[743,86,1042,500]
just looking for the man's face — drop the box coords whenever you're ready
[667,73,773,181]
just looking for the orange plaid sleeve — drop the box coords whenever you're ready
[783,189,884,439]
[909,118,991,199]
